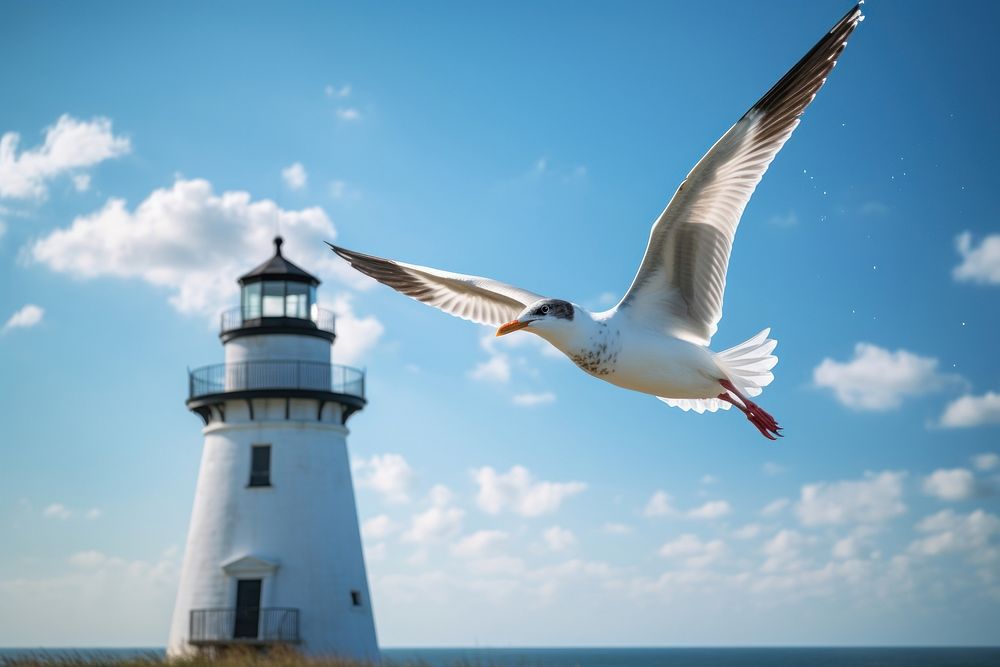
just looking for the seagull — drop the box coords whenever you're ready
[329,4,864,440]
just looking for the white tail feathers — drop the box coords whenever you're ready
[658,395,731,414]
[657,329,778,414]
[715,328,779,398]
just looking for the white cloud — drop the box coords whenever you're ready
[325,84,351,98]
[480,328,563,360]
[30,178,367,318]
[470,328,563,383]
[469,354,511,383]
[831,527,877,561]
[325,293,384,365]
[473,465,586,517]
[953,232,1000,284]
[428,484,453,506]
[512,392,556,407]
[354,453,415,504]
[860,201,890,217]
[733,523,763,540]
[0,546,179,645]
[329,180,359,200]
[832,536,860,560]
[659,534,727,569]
[762,462,786,476]
[40,502,100,521]
[43,503,72,520]
[939,392,1000,428]
[813,343,954,410]
[68,550,108,568]
[337,108,362,121]
[761,529,807,572]
[923,468,976,501]
[365,542,387,562]
[402,485,464,543]
[543,526,577,551]
[281,162,307,190]
[643,491,730,520]
[593,291,617,308]
[465,555,526,577]
[768,210,798,227]
[602,522,633,535]
[796,471,906,526]
[761,498,790,517]
[0,219,6,242]
[3,304,44,332]
[974,453,1000,472]
[72,173,91,192]
[0,114,130,199]
[643,490,677,517]
[361,514,398,541]
[687,500,732,520]
[451,530,508,558]
[910,509,1000,559]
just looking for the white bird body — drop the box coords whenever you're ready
[329,4,864,439]
[601,324,723,401]
[531,306,723,400]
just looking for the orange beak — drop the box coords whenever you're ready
[496,319,529,337]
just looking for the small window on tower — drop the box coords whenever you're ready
[249,445,271,487]
[350,590,362,607]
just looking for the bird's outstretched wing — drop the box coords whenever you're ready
[618,3,864,346]
[328,243,547,327]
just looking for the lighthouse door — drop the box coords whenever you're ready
[233,579,262,639]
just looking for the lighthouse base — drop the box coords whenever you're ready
[167,416,379,662]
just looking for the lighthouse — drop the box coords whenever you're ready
[167,237,379,661]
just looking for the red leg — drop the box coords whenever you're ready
[718,379,782,440]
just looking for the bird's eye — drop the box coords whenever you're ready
[540,304,550,315]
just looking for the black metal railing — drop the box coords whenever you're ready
[220,307,336,335]
[189,608,299,645]
[188,361,365,400]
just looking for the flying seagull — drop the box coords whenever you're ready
[329,4,864,440]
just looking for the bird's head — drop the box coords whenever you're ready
[496,299,576,338]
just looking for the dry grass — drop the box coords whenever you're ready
[0,647,451,667]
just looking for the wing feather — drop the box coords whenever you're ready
[328,243,546,327]
[618,4,864,346]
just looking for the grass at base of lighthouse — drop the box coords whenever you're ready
[0,647,497,667]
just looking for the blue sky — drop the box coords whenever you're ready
[2,0,1000,648]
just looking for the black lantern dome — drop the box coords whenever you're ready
[239,236,319,286]
[220,236,335,343]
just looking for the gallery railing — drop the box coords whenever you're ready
[188,361,365,400]
[188,607,300,644]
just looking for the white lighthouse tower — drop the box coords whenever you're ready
[168,237,379,661]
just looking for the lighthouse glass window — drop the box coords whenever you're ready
[242,283,262,320]
[285,282,309,318]
[262,282,285,317]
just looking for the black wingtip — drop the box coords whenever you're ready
[325,241,350,260]
[743,2,864,121]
